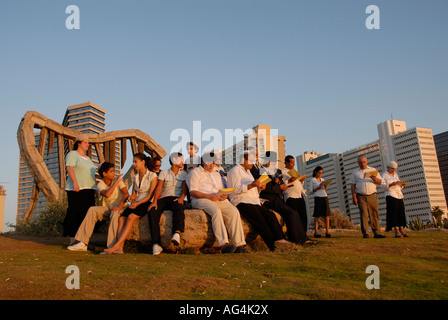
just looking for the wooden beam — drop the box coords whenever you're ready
[47,130,55,156]
[94,143,105,164]
[38,128,48,157]
[104,140,110,162]
[138,141,145,154]
[121,138,127,169]
[57,134,66,189]
[109,140,116,165]
[130,138,138,155]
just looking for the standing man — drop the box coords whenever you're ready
[349,156,385,238]
[186,152,250,253]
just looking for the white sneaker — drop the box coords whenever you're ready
[152,244,163,255]
[171,233,181,246]
[67,241,87,251]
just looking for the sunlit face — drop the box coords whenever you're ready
[79,140,89,152]
[243,153,256,169]
[286,158,295,169]
[188,145,197,157]
[357,157,368,170]
[103,167,115,180]
[133,157,146,171]
[154,160,162,171]
[387,166,396,174]
[172,155,184,168]
[202,161,215,172]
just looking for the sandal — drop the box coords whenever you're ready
[395,234,403,238]
[401,233,409,238]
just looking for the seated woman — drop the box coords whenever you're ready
[104,153,157,254]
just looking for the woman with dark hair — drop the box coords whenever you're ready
[309,166,331,238]
[282,155,309,233]
[105,153,158,254]
[63,134,97,245]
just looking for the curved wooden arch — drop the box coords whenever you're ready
[17,111,166,222]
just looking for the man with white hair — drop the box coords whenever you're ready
[186,152,250,253]
[349,156,385,238]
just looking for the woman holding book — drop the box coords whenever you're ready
[382,161,409,238]
[309,166,331,238]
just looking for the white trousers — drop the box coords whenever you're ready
[191,198,246,247]
[74,206,122,248]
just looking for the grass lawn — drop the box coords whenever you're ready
[1,230,447,300]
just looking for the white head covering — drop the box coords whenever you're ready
[387,161,398,169]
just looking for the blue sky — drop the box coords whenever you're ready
[1,0,447,230]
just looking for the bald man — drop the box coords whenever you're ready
[349,156,385,238]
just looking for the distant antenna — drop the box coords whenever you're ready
[391,113,394,120]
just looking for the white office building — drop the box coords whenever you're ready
[296,120,447,229]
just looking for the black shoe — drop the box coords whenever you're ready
[234,245,250,253]
[363,233,369,238]
[325,233,331,238]
[314,233,322,238]
[374,234,386,238]
[221,244,236,254]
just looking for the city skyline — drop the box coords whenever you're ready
[1,1,448,230]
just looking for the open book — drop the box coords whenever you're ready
[288,168,307,180]
[395,181,408,187]
[364,170,379,179]
[258,174,272,186]
[320,180,332,187]
[217,187,236,195]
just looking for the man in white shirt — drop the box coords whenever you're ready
[67,162,129,251]
[186,152,249,253]
[227,150,292,251]
[349,156,385,238]
[147,153,188,255]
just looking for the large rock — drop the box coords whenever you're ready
[126,209,286,250]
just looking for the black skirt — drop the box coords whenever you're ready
[313,196,331,217]
[121,201,151,218]
[386,196,407,231]
[63,189,96,237]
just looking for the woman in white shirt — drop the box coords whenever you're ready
[382,161,409,238]
[309,166,331,238]
[105,153,158,254]
[282,156,308,233]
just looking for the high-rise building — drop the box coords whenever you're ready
[434,131,448,208]
[0,186,5,233]
[221,124,286,172]
[17,102,121,222]
[296,120,447,228]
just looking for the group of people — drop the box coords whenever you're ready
[64,134,409,255]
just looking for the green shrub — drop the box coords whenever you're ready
[13,196,68,237]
